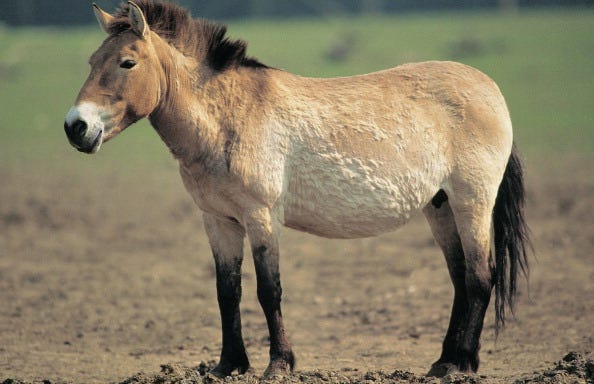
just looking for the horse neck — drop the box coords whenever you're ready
[148,41,219,166]
[148,41,272,170]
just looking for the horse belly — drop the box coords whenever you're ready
[282,153,436,239]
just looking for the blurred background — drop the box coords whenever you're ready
[1,0,593,25]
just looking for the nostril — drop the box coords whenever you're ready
[66,119,88,138]
[73,119,88,137]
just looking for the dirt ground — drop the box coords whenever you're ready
[0,156,592,384]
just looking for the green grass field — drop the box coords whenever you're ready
[0,10,592,170]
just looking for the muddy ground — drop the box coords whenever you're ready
[0,156,592,384]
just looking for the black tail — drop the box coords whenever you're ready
[492,142,532,334]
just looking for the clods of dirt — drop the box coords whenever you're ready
[113,352,594,384]
[112,352,591,383]
[116,364,443,384]
[2,351,593,384]
[516,351,594,384]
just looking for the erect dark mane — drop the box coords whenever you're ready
[107,0,267,71]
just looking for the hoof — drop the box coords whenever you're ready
[426,362,459,378]
[210,361,252,378]
[263,358,294,379]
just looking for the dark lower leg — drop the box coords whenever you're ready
[253,245,295,376]
[429,258,469,377]
[424,218,469,374]
[438,239,468,362]
[212,259,250,376]
[438,283,468,363]
[429,275,490,376]
[456,275,491,372]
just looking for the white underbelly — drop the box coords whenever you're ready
[282,151,439,239]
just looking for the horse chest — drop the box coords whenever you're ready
[179,165,240,219]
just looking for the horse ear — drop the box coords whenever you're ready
[128,1,149,39]
[92,3,113,34]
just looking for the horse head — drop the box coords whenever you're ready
[64,2,162,153]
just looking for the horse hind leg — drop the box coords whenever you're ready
[447,183,498,374]
[423,192,469,377]
[425,182,498,375]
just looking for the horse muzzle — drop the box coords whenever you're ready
[64,103,105,154]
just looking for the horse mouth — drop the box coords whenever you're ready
[77,131,103,154]
[102,125,123,143]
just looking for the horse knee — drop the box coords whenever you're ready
[256,277,282,311]
[252,245,283,308]
[216,274,242,308]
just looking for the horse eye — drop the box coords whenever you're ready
[120,59,137,69]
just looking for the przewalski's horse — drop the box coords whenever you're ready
[64,0,530,378]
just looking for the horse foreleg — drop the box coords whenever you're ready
[245,208,295,378]
[203,213,251,377]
